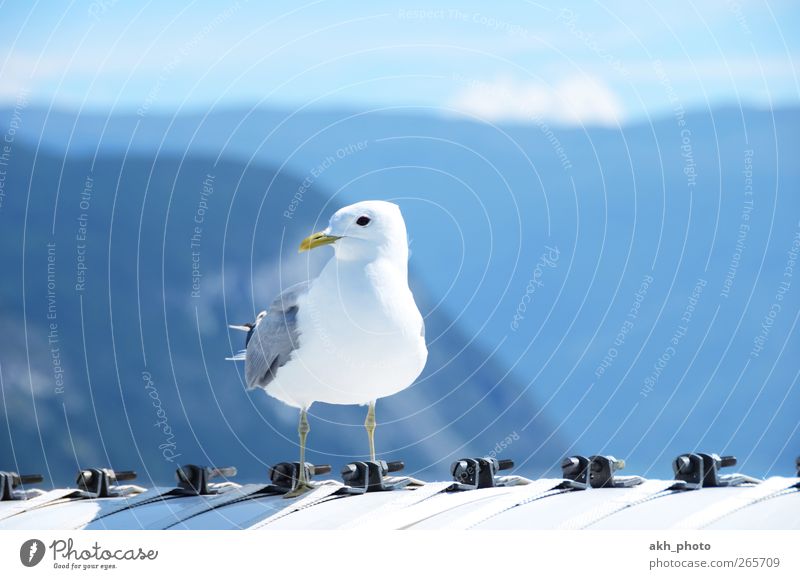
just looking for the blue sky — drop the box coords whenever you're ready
[1,0,797,124]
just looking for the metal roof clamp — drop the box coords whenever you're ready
[76,468,146,498]
[561,455,643,489]
[268,462,332,493]
[560,456,590,490]
[174,465,239,496]
[588,455,644,488]
[450,457,527,491]
[672,453,761,490]
[339,460,412,494]
[0,471,45,501]
[83,464,240,525]
[671,453,704,490]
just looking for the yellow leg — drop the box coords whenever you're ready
[365,401,377,461]
[284,407,314,498]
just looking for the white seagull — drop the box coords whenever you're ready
[231,201,428,496]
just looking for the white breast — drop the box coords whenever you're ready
[264,259,427,409]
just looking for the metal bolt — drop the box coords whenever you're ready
[274,464,291,476]
[561,457,581,475]
[206,466,237,479]
[177,468,190,484]
[113,470,137,482]
[719,456,737,468]
[19,473,44,485]
[497,459,514,471]
[77,470,94,488]
[386,460,404,473]
[674,455,691,474]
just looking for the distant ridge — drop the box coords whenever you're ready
[0,142,563,486]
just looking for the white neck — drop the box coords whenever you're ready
[332,235,409,268]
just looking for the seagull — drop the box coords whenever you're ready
[231,200,428,497]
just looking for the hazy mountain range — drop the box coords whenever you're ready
[0,139,561,486]
[1,104,798,486]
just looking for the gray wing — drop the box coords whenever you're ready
[244,281,308,390]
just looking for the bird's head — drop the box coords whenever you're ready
[299,200,408,262]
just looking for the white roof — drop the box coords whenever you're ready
[1,476,797,530]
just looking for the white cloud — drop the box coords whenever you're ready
[0,55,53,100]
[448,75,625,126]
[0,51,141,104]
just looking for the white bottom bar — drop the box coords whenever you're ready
[1,530,798,578]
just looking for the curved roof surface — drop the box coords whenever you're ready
[1,465,797,530]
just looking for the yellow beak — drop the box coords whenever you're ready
[299,231,341,253]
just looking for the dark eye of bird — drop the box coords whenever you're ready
[356,215,371,226]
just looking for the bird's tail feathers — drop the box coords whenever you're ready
[228,324,250,332]
[225,350,247,361]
